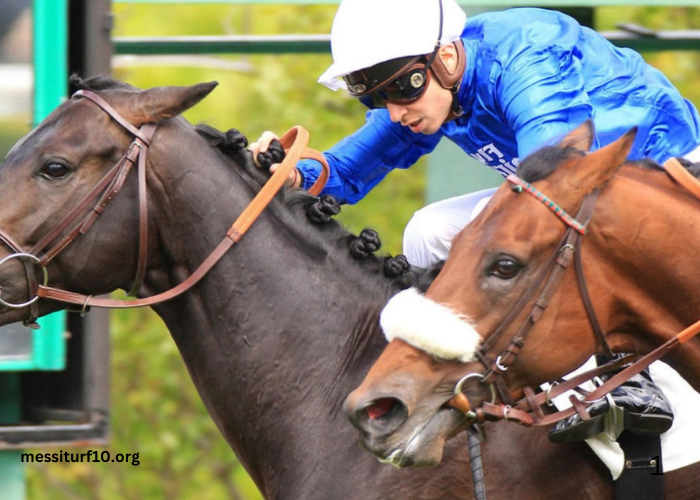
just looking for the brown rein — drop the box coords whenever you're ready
[0,90,330,315]
[450,158,700,428]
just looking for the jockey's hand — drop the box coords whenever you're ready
[249,131,301,188]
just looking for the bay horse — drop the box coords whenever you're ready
[0,78,682,499]
[344,121,700,494]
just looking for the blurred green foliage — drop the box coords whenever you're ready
[4,3,697,499]
[0,119,30,155]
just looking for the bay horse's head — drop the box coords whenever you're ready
[0,77,217,325]
[344,121,640,467]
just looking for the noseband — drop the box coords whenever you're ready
[0,90,329,324]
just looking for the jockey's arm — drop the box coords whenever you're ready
[295,110,441,204]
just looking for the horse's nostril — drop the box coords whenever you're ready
[365,397,396,420]
[356,397,408,436]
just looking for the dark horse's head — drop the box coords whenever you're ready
[0,77,222,323]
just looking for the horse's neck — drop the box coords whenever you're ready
[600,169,700,314]
[142,133,408,495]
[589,169,700,386]
[155,242,392,496]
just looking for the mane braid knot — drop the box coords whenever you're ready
[256,139,286,170]
[383,254,410,278]
[194,124,251,157]
[306,195,341,224]
[348,229,381,259]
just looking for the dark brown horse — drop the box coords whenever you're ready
[344,122,700,496]
[0,80,668,499]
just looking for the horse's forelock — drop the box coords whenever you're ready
[519,145,700,185]
[70,74,136,92]
[630,158,662,171]
[517,146,586,183]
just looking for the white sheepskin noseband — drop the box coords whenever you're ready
[380,288,481,363]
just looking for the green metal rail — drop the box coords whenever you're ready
[113,29,700,55]
[114,35,331,55]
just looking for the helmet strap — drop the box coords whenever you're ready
[447,86,464,121]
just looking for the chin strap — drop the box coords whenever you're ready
[448,86,464,120]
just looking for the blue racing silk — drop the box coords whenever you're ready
[297,7,700,204]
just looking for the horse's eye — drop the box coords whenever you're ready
[491,258,521,279]
[41,162,71,179]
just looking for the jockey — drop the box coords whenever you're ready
[250,0,700,444]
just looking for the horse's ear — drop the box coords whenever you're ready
[560,120,595,152]
[121,81,219,126]
[562,126,637,195]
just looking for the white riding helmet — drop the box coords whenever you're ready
[318,0,467,91]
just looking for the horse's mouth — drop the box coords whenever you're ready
[0,305,32,327]
[361,406,467,468]
[0,286,33,325]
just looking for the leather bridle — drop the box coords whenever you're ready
[0,89,329,325]
[449,161,700,428]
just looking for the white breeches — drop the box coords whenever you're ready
[683,143,700,163]
[402,187,497,268]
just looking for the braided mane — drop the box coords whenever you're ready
[70,74,417,290]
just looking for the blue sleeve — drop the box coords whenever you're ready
[296,109,441,204]
[496,26,599,158]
